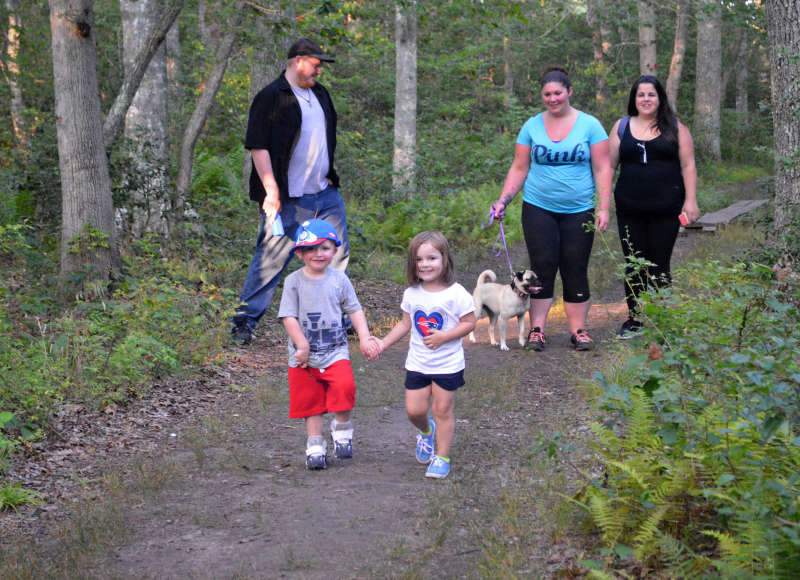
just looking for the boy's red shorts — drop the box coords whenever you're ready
[288,359,356,419]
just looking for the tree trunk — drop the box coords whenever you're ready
[198,0,219,45]
[393,0,417,197]
[735,37,749,117]
[618,23,635,67]
[166,15,182,157]
[121,0,170,237]
[175,1,244,212]
[242,12,289,194]
[693,0,722,160]
[3,0,26,144]
[49,0,117,281]
[720,30,742,108]
[587,0,610,105]
[503,35,513,110]
[637,0,657,75]
[765,0,800,241]
[665,0,688,113]
[102,0,183,149]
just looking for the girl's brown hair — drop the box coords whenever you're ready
[405,231,456,286]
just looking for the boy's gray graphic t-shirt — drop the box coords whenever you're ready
[278,268,361,369]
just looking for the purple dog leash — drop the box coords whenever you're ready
[482,205,515,279]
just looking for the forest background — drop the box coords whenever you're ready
[1,0,799,576]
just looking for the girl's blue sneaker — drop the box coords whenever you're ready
[425,456,450,479]
[415,418,436,463]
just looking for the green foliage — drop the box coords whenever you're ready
[700,162,771,189]
[0,240,235,433]
[190,149,246,214]
[66,225,110,255]
[750,210,800,267]
[0,222,31,259]
[0,482,41,511]
[0,116,61,232]
[0,222,54,323]
[577,390,699,565]
[581,260,800,576]
[349,183,523,254]
[185,148,256,282]
[720,109,774,166]
[0,411,19,461]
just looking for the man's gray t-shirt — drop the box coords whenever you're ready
[278,268,361,369]
[287,87,330,197]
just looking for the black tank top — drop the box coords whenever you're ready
[614,122,685,216]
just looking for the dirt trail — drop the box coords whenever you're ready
[2,230,705,578]
[102,317,613,579]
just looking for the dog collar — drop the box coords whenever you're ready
[510,281,529,298]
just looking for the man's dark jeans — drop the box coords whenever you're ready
[232,186,349,330]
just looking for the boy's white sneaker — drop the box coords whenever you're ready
[306,436,327,470]
[330,419,354,459]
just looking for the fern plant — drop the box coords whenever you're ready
[579,389,696,566]
[582,259,800,577]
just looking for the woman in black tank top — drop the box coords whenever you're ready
[608,76,699,339]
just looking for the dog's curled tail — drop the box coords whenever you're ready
[476,269,497,286]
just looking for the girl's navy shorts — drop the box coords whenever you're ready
[405,369,465,391]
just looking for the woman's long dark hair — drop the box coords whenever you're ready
[626,75,678,145]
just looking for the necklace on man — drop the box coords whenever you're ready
[295,88,311,104]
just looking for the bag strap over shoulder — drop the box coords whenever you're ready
[617,115,630,140]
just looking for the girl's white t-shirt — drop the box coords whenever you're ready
[400,282,475,374]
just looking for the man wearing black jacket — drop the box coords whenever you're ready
[232,39,349,343]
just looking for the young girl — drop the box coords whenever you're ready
[377,231,476,479]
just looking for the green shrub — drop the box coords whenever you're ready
[189,149,251,245]
[581,260,800,576]
[105,331,179,401]
[0,412,19,462]
[0,270,233,427]
[0,223,31,257]
[720,109,774,167]
[349,183,523,253]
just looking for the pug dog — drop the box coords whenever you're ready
[468,269,541,351]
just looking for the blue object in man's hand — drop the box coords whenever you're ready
[271,213,284,237]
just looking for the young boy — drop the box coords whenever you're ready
[278,219,379,469]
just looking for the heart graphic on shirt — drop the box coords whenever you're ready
[414,310,443,336]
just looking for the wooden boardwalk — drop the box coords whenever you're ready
[685,199,770,232]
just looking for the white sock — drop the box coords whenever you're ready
[330,419,353,441]
[331,419,353,431]
[307,435,325,453]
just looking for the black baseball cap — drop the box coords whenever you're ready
[287,38,335,63]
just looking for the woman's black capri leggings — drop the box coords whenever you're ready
[522,202,595,302]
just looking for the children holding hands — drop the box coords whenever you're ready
[373,231,476,479]
[278,223,473,479]
[278,219,381,470]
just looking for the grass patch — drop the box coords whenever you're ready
[700,161,770,188]
[0,498,130,579]
[0,482,42,511]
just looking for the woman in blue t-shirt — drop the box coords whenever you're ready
[490,67,612,351]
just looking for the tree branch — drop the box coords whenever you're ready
[102,0,185,149]
[174,0,245,206]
